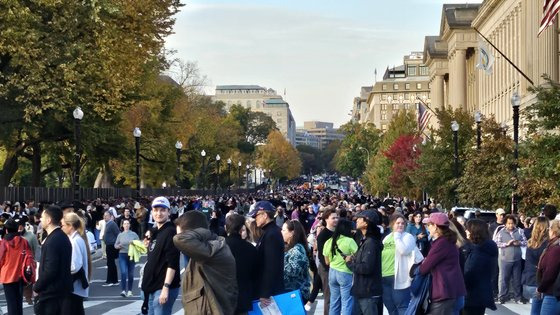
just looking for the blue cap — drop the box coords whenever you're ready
[248,200,275,218]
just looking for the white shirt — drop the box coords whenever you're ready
[68,231,89,298]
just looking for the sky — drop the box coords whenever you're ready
[165,0,482,128]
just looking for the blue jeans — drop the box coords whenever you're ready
[382,276,410,315]
[148,288,180,315]
[523,285,542,315]
[452,295,465,315]
[540,295,560,315]
[329,268,354,315]
[118,253,135,291]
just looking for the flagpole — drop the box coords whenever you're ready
[474,27,534,86]
[415,96,437,116]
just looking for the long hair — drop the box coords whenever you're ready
[436,225,458,244]
[284,220,308,256]
[450,219,467,247]
[330,219,353,258]
[63,212,92,280]
[528,217,549,249]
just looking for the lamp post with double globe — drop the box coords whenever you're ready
[511,91,521,213]
[72,107,84,201]
[133,127,142,198]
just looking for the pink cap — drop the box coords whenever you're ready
[422,212,449,226]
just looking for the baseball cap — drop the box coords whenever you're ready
[151,196,170,209]
[495,208,506,215]
[248,200,275,218]
[355,210,380,225]
[134,202,142,209]
[422,212,450,226]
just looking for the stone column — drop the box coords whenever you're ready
[431,75,445,109]
[454,49,467,109]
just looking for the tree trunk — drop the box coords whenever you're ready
[0,151,19,186]
[30,143,42,186]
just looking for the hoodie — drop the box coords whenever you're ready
[0,234,28,283]
[173,228,238,315]
[464,239,498,310]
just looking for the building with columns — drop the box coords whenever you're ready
[359,52,432,131]
[211,85,297,145]
[424,0,559,129]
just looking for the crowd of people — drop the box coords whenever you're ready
[1,186,560,315]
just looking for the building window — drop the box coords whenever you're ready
[393,83,399,90]
[247,100,252,107]
[392,104,398,110]
[416,83,422,90]
[393,109,398,115]
[405,83,410,90]
[419,66,429,76]
[381,111,387,120]
[382,84,387,90]
[382,94,387,100]
[381,124,387,131]
[404,103,410,110]
[408,66,417,76]
[381,104,387,110]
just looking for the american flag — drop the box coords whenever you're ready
[417,102,432,133]
[539,0,560,36]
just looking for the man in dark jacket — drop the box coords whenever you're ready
[173,210,238,315]
[141,197,181,315]
[225,213,258,314]
[249,200,285,308]
[33,205,73,315]
[346,210,383,315]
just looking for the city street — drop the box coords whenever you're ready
[0,252,532,315]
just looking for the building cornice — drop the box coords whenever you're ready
[472,0,502,29]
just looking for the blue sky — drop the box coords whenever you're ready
[165,0,482,127]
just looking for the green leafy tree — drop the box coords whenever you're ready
[258,131,301,181]
[411,107,475,207]
[518,77,560,214]
[228,105,278,153]
[334,122,381,178]
[456,117,514,209]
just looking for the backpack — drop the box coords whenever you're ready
[20,240,36,285]
[0,237,36,284]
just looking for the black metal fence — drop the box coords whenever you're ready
[0,186,258,203]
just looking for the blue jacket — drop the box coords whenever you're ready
[405,267,431,315]
[464,239,498,310]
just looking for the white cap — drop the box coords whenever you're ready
[151,196,170,209]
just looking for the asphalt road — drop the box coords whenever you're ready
[0,251,532,315]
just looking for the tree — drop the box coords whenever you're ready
[518,76,560,214]
[384,134,422,198]
[456,117,514,210]
[333,122,381,178]
[364,110,417,195]
[0,0,183,186]
[228,105,278,153]
[411,107,475,207]
[258,131,301,181]
[297,145,323,175]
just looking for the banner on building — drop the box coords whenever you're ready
[476,40,495,75]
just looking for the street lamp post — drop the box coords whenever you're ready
[215,154,221,193]
[358,146,370,165]
[200,150,207,194]
[175,141,183,188]
[227,158,232,192]
[237,161,242,189]
[501,122,508,137]
[133,127,142,198]
[254,167,257,189]
[246,165,250,189]
[451,121,460,205]
[72,107,84,201]
[475,111,482,150]
[511,91,521,213]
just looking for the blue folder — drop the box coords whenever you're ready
[249,290,306,315]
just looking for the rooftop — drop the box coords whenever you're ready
[216,85,266,90]
[442,3,481,29]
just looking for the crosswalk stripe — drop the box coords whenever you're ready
[101,300,143,315]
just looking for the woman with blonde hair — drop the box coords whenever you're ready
[61,212,92,315]
[536,220,560,314]
[522,216,549,315]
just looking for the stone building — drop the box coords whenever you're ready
[299,121,345,150]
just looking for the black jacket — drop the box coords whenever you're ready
[141,221,181,293]
[226,234,258,312]
[346,236,383,298]
[256,221,285,298]
[33,228,73,301]
[464,239,498,310]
